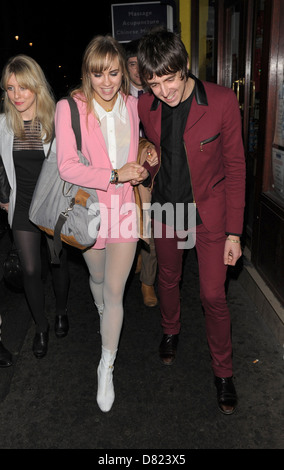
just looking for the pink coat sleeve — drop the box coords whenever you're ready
[55,98,111,191]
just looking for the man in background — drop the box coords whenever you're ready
[124,40,158,308]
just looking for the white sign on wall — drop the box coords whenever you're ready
[111,2,174,42]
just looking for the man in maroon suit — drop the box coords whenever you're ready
[138,29,246,414]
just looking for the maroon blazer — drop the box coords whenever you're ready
[139,75,246,235]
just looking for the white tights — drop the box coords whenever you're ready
[83,242,137,353]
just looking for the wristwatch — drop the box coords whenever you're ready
[110,169,119,184]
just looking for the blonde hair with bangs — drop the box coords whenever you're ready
[1,55,55,143]
[72,35,130,118]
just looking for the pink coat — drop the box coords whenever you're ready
[55,93,140,247]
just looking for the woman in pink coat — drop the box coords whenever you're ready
[55,35,152,412]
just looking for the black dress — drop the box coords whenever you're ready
[12,120,45,233]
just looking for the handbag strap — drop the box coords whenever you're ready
[64,96,82,151]
[46,96,81,158]
[49,97,82,264]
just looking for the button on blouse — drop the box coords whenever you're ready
[93,93,130,176]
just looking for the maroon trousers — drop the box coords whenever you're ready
[154,222,232,378]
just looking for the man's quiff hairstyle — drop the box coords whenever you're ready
[137,28,189,83]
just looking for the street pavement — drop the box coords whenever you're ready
[0,227,283,450]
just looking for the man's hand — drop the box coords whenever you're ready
[130,165,149,186]
[0,203,9,212]
[115,162,149,186]
[224,236,242,266]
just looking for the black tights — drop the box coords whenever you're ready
[13,230,70,332]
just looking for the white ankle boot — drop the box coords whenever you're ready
[97,346,117,412]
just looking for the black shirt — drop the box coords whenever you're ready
[151,88,201,230]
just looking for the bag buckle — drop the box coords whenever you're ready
[62,198,75,217]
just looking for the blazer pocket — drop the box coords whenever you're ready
[200,133,220,152]
[212,176,225,192]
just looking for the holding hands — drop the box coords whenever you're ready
[129,144,158,185]
[115,161,149,185]
[116,144,158,186]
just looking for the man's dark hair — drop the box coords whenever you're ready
[137,28,189,83]
[124,39,140,60]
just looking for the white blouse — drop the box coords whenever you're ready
[93,93,130,174]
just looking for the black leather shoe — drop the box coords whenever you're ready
[0,341,13,367]
[32,328,49,358]
[54,314,69,338]
[159,334,178,366]
[215,376,237,415]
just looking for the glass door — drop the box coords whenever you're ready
[217,0,265,246]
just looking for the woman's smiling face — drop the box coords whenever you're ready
[6,73,37,120]
[90,55,122,111]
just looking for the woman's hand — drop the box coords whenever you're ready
[140,145,158,167]
[116,162,148,185]
[145,147,158,167]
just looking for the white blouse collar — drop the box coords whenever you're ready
[93,92,127,123]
